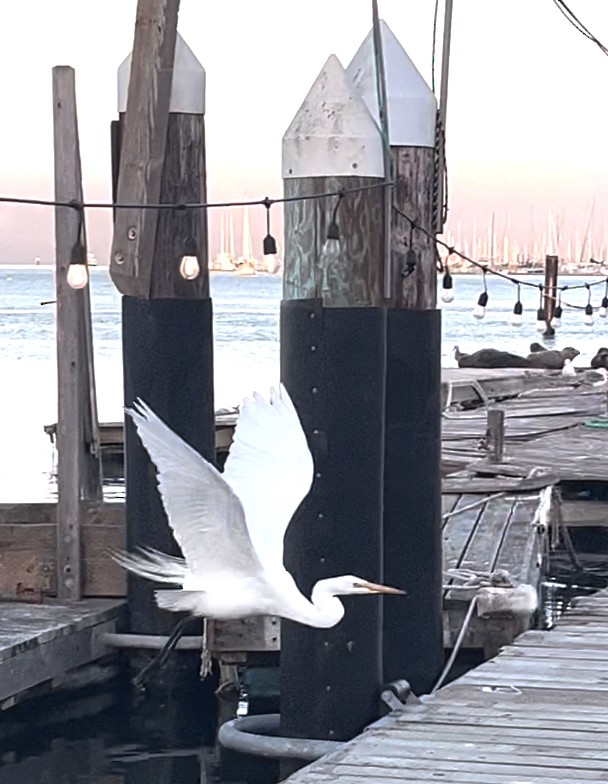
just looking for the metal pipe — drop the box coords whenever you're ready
[371,0,393,300]
[218,714,343,761]
[102,631,202,650]
[436,0,454,232]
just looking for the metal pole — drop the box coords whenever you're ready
[436,0,454,233]
[371,0,394,299]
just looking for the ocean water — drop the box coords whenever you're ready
[1,265,606,501]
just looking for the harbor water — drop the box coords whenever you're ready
[1,265,607,501]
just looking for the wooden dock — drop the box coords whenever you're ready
[0,599,123,709]
[285,586,608,784]
[441,488,551,654]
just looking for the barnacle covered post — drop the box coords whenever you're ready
[280,54,387,747]
[110,0,214,670]
[348,21,443,694]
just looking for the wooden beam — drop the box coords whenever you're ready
[109,0,180,298]
[52,65,101,600]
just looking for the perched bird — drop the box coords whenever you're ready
[561,358,577,377]
[114,386,403,672]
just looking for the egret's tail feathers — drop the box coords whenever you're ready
[110,547,188,585]
[155,590,205,614]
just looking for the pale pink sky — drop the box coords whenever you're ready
[0,0,607,263]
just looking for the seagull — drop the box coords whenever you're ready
[114,385,403,682]
[561,358,577,377]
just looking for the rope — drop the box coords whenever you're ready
[431,594,478,693]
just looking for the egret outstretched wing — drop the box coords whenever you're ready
[221,384,314,574]
[127,400,265,582]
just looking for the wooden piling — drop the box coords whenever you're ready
[52,66,102,601]
[544,254,559,330]
[280,54,386,746]
[486,408,505,463]
[113,16,214,640]
[348,22,443,694]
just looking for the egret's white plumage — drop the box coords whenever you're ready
[114,384,403,630]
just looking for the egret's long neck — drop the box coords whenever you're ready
[308,579,345,628]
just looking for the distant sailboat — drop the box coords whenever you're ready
[212,211,236,271]
[235,207,257,275]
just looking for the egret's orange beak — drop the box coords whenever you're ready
[356,581,406,596]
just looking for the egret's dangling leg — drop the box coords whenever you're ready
[132,615,196,689]
[199,618,213,679]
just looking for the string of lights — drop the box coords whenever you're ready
[393,205,608,328]
[551,0,608,58]
[0,180,392,212]
[0,181,391,289]
[3,184,606,328]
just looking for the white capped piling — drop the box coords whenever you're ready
[348,22,444,694]
[280,53,388,751]
[282,54,385,305]
[347,19,438,307]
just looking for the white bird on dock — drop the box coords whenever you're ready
[561,358,577,378]
[114,385,403,645]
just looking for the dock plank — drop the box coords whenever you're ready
[285,587,608,784]
[0,599,123,707]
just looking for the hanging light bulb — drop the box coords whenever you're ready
[600,280,608,318]
[472,268,488,319]
[583,284,594,326]
[553,298,563,329]
[262,197,278,271]
[321,191,343,266]
[321,220,340,264]
[473,291,488,319]
[511,283,523,326]
[535,286,546,332]
[67,207,89,290]
[441,255,454,303]
[403,248,417,278]
[179,236,200,280]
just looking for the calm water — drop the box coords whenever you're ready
[1,265,607,500]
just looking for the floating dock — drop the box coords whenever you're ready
[285,586,608,784]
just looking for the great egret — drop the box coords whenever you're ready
[114,384,404,680]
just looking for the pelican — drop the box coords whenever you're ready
[114,385,403,680]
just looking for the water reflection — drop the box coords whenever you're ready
[0,661,276,784]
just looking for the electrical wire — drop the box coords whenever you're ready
[551,0,608,57]
[0,180,393,213]
[431,0,441,93]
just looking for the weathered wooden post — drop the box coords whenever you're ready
[111,3,214,655]
[486,409,505,463]
[280,55,387,745]
[52,66,103,601]
[543,254,559,336]
[348,21,443,694]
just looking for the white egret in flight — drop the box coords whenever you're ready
[114,385,403,680]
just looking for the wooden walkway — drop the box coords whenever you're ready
[443,384,608,478]
[286,587,608,784]
[0,599,123,708]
